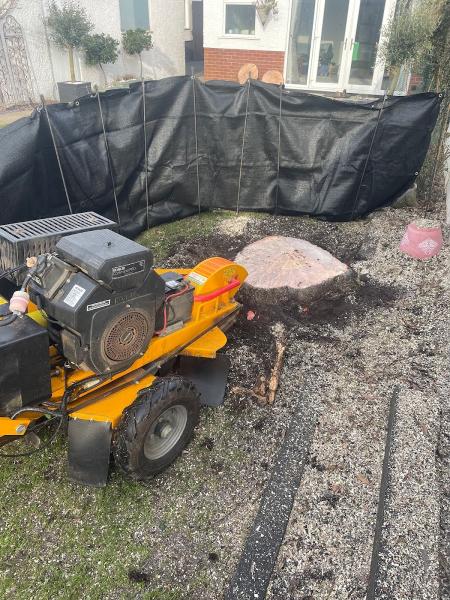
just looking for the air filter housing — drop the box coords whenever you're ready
[0,212,116,284]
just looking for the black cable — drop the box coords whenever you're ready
[11,406,60,419]
[0,416,63,458]
[0,371,109,459]
[0,264,24,281]
[0,313,17,327]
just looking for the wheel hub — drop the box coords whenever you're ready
[157,421,173,439]
[143,405,188,460]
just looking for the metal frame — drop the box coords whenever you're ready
[223,1,258,37]
[0,14,34,106]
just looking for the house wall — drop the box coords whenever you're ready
[7,0,187,102]
[203,0,290,81]
[204,48,285,81]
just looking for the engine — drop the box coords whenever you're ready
[29,229,166,374]
[0,217,199,415]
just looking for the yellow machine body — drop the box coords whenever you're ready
[0,257,247,438]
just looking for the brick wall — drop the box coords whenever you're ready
[408,73,424,94]
[204,48,285,82]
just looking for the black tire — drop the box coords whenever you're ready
[113,376,200,481]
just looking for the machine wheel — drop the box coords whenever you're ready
[113,376,200,480]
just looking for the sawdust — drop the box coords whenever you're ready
[218,215,252,236]
[155,205,448,599]
[0,203,447,599]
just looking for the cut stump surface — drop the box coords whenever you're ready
[235,235,352,306]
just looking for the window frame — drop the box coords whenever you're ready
[223,1,257,38]
[119,0,151,32]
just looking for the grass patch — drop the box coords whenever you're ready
[0,110,32,129]
[0,210,263,599]
[137,209,263,262]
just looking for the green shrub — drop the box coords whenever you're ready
[378,4,434,93]
[83,33,119,84]
[46,1,93,82]
[122,29,153,79]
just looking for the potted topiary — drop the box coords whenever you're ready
[83,33,119,87]
[46,0,93,102]
[122,28,153,79]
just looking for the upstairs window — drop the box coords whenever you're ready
[225,3,256,36]
[120,0,150,31]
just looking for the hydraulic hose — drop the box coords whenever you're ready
[0,313,18,327]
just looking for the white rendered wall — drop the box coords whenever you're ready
[203,0,290,52]
[8,0,187,102]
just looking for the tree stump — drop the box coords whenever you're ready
[238,63,258,84]
[235,236,353,307]
[262,70,284,85]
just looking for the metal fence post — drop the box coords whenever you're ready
[40,94,73,215]
[351,94,387,220]
[191,73,201,215]
[236,79,251,214]
[274,83,284,214]
[142,79,150,230]
[95,86,121,228]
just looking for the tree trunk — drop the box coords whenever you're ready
[68,46,76,82]
[100,63,107,86]
[388,66,401,95]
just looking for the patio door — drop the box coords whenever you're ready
[344,0,394,93]
[286,0,396,94]
[308,0,353,91]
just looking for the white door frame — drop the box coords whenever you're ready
[344,0,397,94]
[284,0,398,96]
[308,0,355,91]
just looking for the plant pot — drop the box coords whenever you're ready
[256,6,272,26]
[399,221,443,259]
[57,81,92,103]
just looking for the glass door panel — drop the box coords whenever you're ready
[315,0,350,85]
[286,0,316,85]
[348,0,386,85]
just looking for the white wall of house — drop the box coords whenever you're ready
[7,0,187,102]
[204,0,290,51]
[204,0,398,95]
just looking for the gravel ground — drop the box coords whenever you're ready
[158,202,448,599]
[264,206,449,600]
[0,202,447,599]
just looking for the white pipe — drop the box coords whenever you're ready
[184,0,192,30]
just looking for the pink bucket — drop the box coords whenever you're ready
[399,222,443,260]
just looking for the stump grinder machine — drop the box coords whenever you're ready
[0,213,247,486]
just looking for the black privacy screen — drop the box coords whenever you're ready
[0,76,441,237]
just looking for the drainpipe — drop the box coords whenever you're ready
[184,0,192,30]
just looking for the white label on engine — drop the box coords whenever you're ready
[187,271,207,286]
[87,299,111,312]
[112,260,145,279]
[63,284,86,307]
